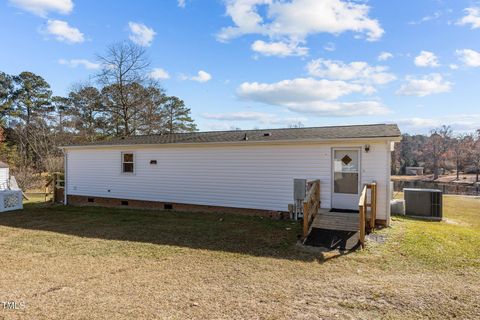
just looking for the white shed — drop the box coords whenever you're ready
[0,161,23,212]
[61,124,401,227]
[0,161,9,190]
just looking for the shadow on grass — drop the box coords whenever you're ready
[0,203,318,261]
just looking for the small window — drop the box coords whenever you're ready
[122,152,134,174]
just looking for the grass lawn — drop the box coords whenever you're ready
[0,196,479,319]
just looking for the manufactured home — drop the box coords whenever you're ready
[61,124,401,230]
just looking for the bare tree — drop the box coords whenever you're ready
[136,86,167,135]
[12,120,62,172]
[425,126,452,179]
[96,42,151,136]
[472,130,480,183]
[289,122,305,128]
[449,134,470,180]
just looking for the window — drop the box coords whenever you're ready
[333,150,359,194]
[122,152,134,174]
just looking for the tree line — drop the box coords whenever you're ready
[392,125,480,182]
[0,42,197,189]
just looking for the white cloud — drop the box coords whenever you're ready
[58,59,100,70]
[203,111,273,122]
[251,40,308,57]
[378,51,393,61]
[323,42,336,52]
[9,0,73,17]
[414,51,440,67]
[180,70,212,83]
[396,117,439,129]
[396,114,480,133]
[203,111,307,125]
[396,74,452,97]
[306,59,396,85]
[236,77,389,116]
[283,100,390,117]
[449,64,459,70]
[43,19,84,43]
[456,49,480,67]
[238,78,372,103]
[128,22,156,47]
[457,7,480,29]
[177,0,186,8]
[409,11,442,25]
[217,0,384,55]
[149,68,170,80]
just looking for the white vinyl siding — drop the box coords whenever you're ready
[66,141,391,219]
[360,142,390,221]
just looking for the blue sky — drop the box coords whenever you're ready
[1,0,480,134]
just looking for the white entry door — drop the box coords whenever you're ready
[332,149,360,211]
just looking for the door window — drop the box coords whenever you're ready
[334,150,359,194]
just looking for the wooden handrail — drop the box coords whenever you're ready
[45,178,54,188]
[303,180,320,238]
[358,182,377,248]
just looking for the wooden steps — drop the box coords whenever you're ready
[311,209,359,232]
[304,209,361,250]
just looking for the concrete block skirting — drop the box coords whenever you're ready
[67,195,289,219]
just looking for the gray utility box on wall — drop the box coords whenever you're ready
[294,179,307,201]
[403,188,442,220]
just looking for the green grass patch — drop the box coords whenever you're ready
[1,203,305,260]
[381,195,480,269]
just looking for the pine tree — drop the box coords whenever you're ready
[162,96,197,133]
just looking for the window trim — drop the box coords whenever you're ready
[121,152,135,175]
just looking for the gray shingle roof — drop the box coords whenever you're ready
[0,161,8,168]
[64,124,401,147]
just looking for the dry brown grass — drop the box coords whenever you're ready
[0,197,479,319]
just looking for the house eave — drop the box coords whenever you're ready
[59,136,402,150]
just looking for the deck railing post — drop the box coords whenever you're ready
[358,184,368,248]
[359,204,365,248]
[303,202,308,237]
[302,180,320,239]
[371,183,377,230]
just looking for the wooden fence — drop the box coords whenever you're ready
[303,180,320,238]
[358,182,377,248]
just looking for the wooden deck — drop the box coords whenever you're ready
[300,180,377,250]
[311,209,360,232]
